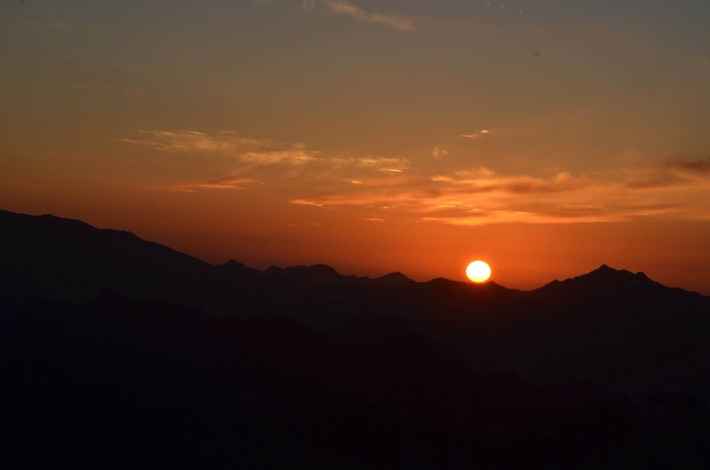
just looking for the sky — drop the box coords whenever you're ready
[1,0,709,292]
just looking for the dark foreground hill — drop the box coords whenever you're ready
[1,209,709,468]
[3,295,709,469]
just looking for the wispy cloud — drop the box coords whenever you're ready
[123,130,321,170]
[460,129,491,139]
[123,129,407,169]
[290,199,325,207]
[122,130,271,153]
[123,129,409,190]
[301,0,415,32]
[431,147,448,159]
[663,156,710,175]
[239,147,319,166]
[175,177,258,192]
[459,126,536,140]
[625,156,710,189]
[434,168,586,195]
[328,156,409,170]
[122,129,708,224]
[285,158,710,225]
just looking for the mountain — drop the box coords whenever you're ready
[0,210,415,324]
[1,209,708,390]
[1,209,709,468]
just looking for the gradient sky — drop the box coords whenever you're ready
[1,0,709,292]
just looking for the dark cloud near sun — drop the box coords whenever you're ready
[662,156,710,175]
[626,156,710,190]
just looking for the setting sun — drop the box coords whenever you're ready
[466,261,492,283]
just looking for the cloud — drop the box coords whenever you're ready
[459,127,536,139]
[123,129,410,190]
[173,177,258,193]
[290,199,325,207]
[460,129,491,139]
[431,147,448,159]
[443,169,586,195]
[124,129,708,225]
[329,156,409,170]
[662,156,710,175]
[122,130,271,154]
[125,130,327,170]
[123,129,407,170]
[286,160,710,225]
[303,0,415,32]
[625,156,710,189]
[239,149,319,166]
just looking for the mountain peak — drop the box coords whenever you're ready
[284,264,340,276]
[535,263,664,299]
[590,264,632,275]
[586,265,658,283]
[264,264,346,287]
[373,271,413,287]
[381,271,410,281]
[219,260,258,277]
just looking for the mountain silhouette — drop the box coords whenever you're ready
[1,209,708,391]
[0,210,418,323]
[1,209,709,468]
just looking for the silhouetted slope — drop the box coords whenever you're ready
[1,209,710,468]
[2,295,708,469]
[531,264,696,307]
[436,264,710,398]
[0,210,419,324]
[0,210,218,304]
[1,209,709,399]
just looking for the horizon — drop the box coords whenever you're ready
[5,208,705,295]
[1,1,708,294]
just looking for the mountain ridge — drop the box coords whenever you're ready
[1,209,703,298]
[2,208,710,465]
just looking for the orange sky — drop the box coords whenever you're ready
[1,0,709,293]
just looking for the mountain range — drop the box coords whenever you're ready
[1,209,708,469]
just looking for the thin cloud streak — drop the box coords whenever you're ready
[186,177,257,191]
[159,177,258,193]
[460,129,490,139]
[289,159,710,225]
[122,130,708,223]
[625,156,710,189]
[122,129,407,169]
[122,130,271,153]
[431,147,448,159]
[302,0,415,32]
[123,129,410,190]
[291,199,325,207]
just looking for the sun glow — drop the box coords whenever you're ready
[466,260,492,283]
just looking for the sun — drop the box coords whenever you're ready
[466,260,492,283]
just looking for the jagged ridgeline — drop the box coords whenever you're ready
[1,209,709,469]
